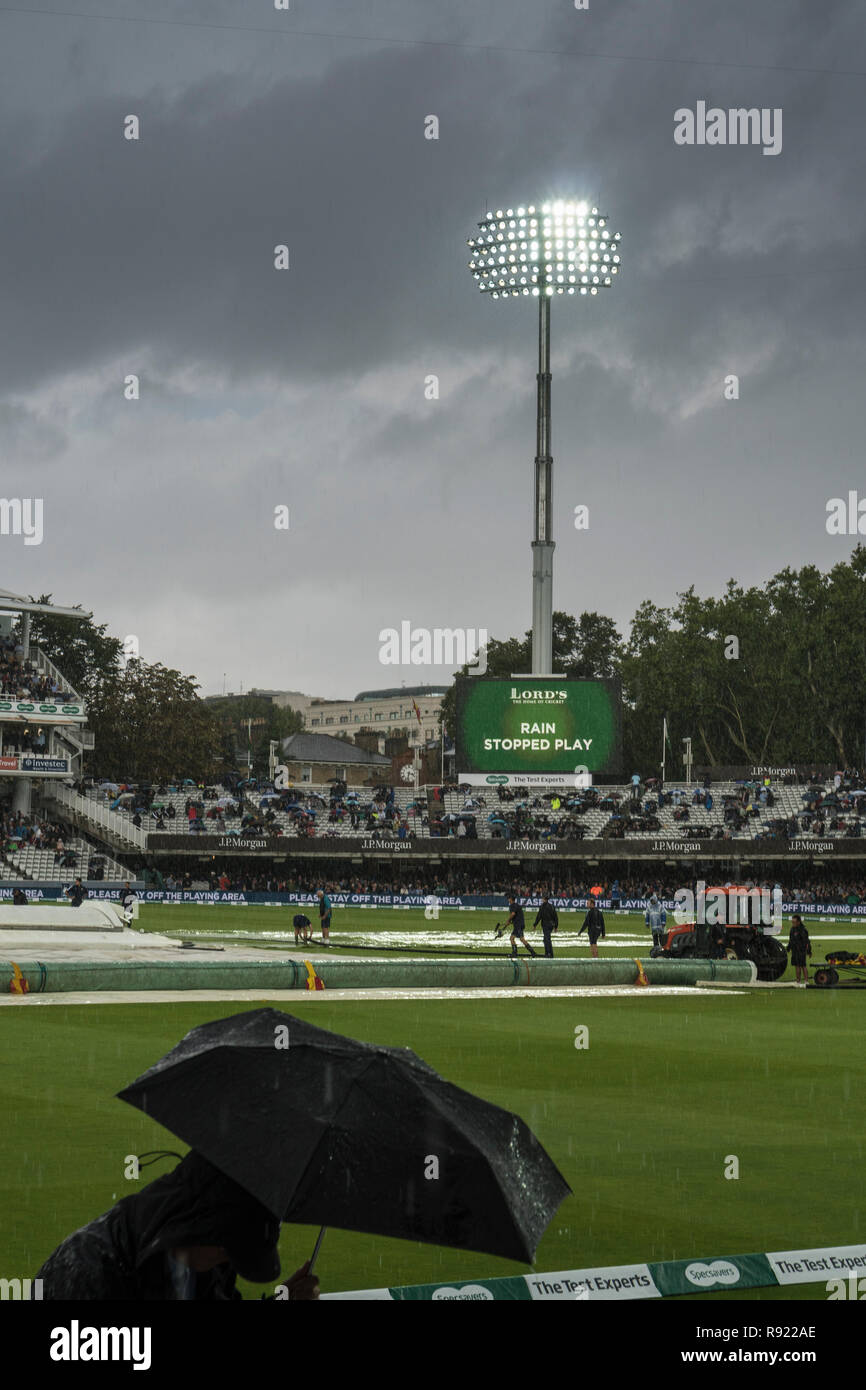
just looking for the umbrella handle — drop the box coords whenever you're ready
[308,1226,327,1274]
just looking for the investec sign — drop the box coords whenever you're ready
[0,699,86,723]
[0,754,70,775]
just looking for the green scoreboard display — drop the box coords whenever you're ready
[454,677,622,784]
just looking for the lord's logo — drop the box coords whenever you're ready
[509,688,567,703]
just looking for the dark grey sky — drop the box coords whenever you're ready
[2,0,865,697]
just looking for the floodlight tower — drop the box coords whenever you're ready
[467,200,622,674]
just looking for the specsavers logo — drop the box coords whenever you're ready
[431,1284,495,1300]
[684,1260,740,1288]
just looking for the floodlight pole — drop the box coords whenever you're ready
[531,287,554,675]
[468,201,620,675]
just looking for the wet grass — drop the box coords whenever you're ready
[131,904,866,979]
[1,990,862,1299]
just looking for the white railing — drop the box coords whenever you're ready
[50,783,147,850]
[33,647,82,703]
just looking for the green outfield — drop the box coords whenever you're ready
[2,911,864,1299]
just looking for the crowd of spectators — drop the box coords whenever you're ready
[138,860,866,905]
[432,787,606,841]
[0,635,73,702]
[0,807,78,867]
[84,770,866,844]
[604,772,866,841]
[94,778,421,841]
[436,774,866,841]
[3,725,49,755]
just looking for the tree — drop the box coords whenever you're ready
[204,695,304,776]
[16,596,122,704]
[89,662,223,783]
[619,548,866,769]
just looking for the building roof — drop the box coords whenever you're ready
[280,732,390,765]
[0,589,91,619]
[352,685,447,702]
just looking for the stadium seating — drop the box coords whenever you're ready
[76,777,865,843]
[4,833,129,882]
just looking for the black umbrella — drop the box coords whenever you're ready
[118,1008,570,1264]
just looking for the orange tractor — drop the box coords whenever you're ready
[650,884,788,982]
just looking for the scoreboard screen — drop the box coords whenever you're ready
[454,676,622,783]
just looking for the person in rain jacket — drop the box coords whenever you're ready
[645,894,667,952]
[32,1150,318,1300]
[786,912,812,986]
[532,895,559,958]
[578,901,606,959]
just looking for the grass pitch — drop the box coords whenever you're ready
[132,902,866,978]
[2,955,864,1299]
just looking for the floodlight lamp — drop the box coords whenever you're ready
[468,201,621,295]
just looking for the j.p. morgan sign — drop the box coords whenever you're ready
[145,834,864,859]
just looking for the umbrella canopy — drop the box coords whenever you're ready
[118,1008,570,1264]
[99,781,119,791]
